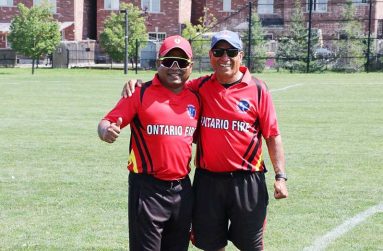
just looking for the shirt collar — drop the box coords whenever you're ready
[211,66,252,86]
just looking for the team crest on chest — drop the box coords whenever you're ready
[187,104,196,118]
[237,99,251,113]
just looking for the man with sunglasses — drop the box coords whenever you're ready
[122,30,288,251]
[98,35,199,251]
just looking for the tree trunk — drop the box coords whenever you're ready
[32,58,35,75]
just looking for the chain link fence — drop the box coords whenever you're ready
[2,0,382,72]
[183,0,383,73]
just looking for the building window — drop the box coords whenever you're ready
[6,35,11,48]
[353,0,369,5]
[142,0,160,13]
[306,0,327,12]
[33,0,56,13]
[263,34,273,40]
[104,0,119,10]
[223,0,231,11]
[148,32,166,41]
[258,0,274,14]
[0,0,13,6]
[378,20,383,39]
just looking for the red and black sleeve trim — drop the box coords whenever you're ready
[131,116,153,174]
[252,77,263,107]
[140,81,153,104]
[245,131,262,170]
[198,75,212,89]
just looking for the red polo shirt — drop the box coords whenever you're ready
[104,74,200,180]
[188,66,279,172]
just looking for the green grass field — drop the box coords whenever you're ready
[0,68,382,250]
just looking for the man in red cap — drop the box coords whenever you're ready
[98,35,199,251]
[122,30,288,251]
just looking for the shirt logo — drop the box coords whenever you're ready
[238,100,250,112]
[187,105,196,118]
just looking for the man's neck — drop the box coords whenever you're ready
[217,71,243,86]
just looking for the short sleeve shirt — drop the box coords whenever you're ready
[188,66,279,172]
[104,74,200,180]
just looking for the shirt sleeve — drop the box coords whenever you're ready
[103,90,140,129]
[258,84,280,138]
[186,75,210,92]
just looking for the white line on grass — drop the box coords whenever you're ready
[304,202,383,251]
[270,84,303,92]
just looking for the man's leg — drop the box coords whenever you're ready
[192,169,230,250]
[228,172,269,251]
[129,173,172,251]
[161,178,193,251]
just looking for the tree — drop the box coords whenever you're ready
[242,11,267,73]
[333,0,366,72]
[8,3,61,74]
[276,0,307,72]
[276,0,321,72]
[99,3,147,64]
[182,7,217,72]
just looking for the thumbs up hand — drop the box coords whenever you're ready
[102,117,123,143]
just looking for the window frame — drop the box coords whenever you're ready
[353,0,369,5]
[377,19,383,39]
[0,0,13,7]
[104,0,119,10]
[222,0,231,12]
[258,0,274,14]
[142,0,160,13]
[148,32,166,41]
[33,0,57,13]
[306,0,328,13]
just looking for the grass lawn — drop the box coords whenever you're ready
[0,68,382,250]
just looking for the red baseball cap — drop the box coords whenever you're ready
[159,35,193,59]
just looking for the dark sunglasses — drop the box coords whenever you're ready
[159,57,192,69]
[212,48,239,58]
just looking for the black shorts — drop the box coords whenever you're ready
[192,168,269,251]
[128,173,193,251]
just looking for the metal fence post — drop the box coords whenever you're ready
[120,9,129,74]
[247,1,252,71]
[366,0,373,73]
[135,39,138,74]
[66,49,70,68]
[306,0,313,73]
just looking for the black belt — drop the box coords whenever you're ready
[130,172,188,189]
[196,167,262,178]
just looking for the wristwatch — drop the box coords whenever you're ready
[275,172,287,181]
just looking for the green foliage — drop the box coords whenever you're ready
[276,0,323,73]
[8,3,61,74]
[99,3,147,62]
[182,22,210,60]
[182,7,217,71]
[276,0,307,72]
[333,1,366,72]
[242,11,267,73]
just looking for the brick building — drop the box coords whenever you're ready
[96,0,191,41]
[1,0,381,52]
[0,0,192,48]
[191,0,383,46]
[0,0,98,48]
